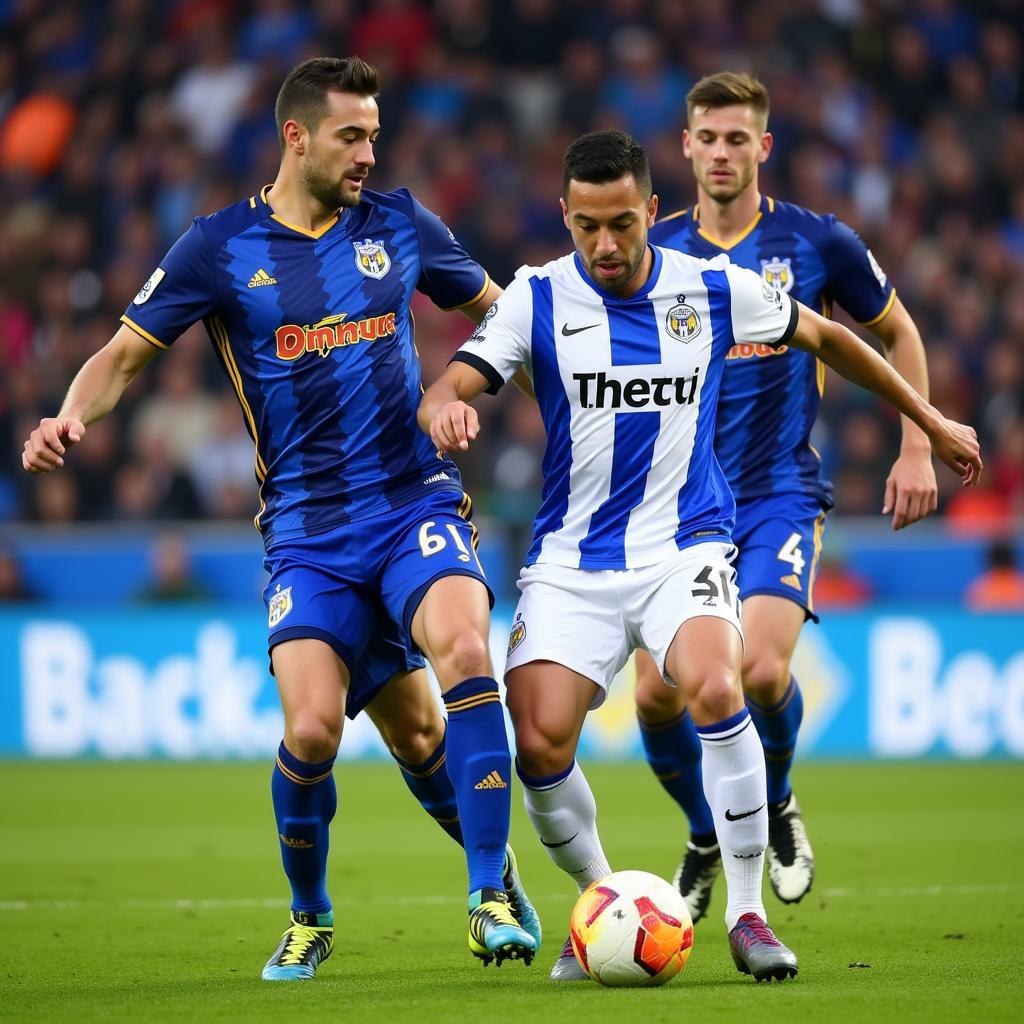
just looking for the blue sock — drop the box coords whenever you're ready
[443,677,511,896]
[393,728,465,847]
[638,710,717,845]
[746,676,804,806]
[271,742,337,915]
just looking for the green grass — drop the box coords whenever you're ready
[1,761,1022,1022]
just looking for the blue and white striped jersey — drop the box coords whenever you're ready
[453,245,798,570]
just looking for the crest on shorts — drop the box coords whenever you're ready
[665,295,701,343]
[507,619,527,656]
[268,585,293,628]
[133,267,165,305]
[353,239,391,279]
[760,257,794,294]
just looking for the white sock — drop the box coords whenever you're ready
[696,709,768,930]
[520,761,612,892]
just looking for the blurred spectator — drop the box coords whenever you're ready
[189,393,259,519]
[168,29,256,155]
[964,540,1024,611]
[136,531,210,602]
[0,544,38,602]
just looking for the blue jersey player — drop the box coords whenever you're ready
[636,71,942,922]
[419,130,979,983]
[22,57,538,977]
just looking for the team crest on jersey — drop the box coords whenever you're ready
[353,239,391,279]
[760,258,794,294]
[133,267,165,305]
[507,619,527,656]
[268,585,293,628]
[467,300,498,343]
[665,295,701,343]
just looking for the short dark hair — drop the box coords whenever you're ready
[561,130,652,199]
[686,72,769,131]
[275,56,380,144]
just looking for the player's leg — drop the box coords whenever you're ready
[363,663,539,946]
[411,574,535,964]
[506,660,609,982]
[263,636,349,981]
[503,562,626,982]
[735,496,827,904]
[741,595,813,902]
[365,668,464,845]
[645,544,797,981]
[633,649,720,922]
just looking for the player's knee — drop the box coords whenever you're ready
[384,714,445,765]
[514,722,575,779]
[286,714,342,764]
[688,670,743,724]
[433,629,491,683]
[743,651,791,706]
[635,673,685,724]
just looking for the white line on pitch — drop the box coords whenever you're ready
[0,883,1018,913]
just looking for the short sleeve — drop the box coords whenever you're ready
[449,275,534,395]
[411,195,490,311]
[120,221,217,349]
[726,263,798,348]
[823,218,895,326]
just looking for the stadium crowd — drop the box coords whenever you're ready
[0,0,1021,536]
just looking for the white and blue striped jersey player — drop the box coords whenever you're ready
[452,244,798,701]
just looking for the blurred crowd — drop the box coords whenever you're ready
[1,0,1022,538]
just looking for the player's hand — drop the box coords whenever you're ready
[882,447,938,530]
[22,417,85,473]
[928,416,982,489]
[429,401,479,453]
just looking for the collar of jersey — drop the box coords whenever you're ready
[255,184,349,239]
[693,193,773,250]
[571,244,663,302]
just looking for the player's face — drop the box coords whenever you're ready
[561,175,659,298]
[683,104,772,204]
[301,91,380,209]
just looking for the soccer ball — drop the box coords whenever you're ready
[569,870,694,987]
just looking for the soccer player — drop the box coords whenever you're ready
[418,130,980,983]
[21,57,538,977]
[635,71,939,922]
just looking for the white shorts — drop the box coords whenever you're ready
[503,542,743,708]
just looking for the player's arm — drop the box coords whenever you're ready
[868,297,938,528]
[418,361,493,453]
[22,324,159,473]
[788,304,982,486]
[457,279,535,400]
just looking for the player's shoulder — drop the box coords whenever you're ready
[194,194,268,250]
[768,198,843,244]
[356,186,422,223]
[650,206,695,244]
[656,244,730,276]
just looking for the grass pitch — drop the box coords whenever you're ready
[1,760,1021,1023]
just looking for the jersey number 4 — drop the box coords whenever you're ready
[418,521,472,563]
[777,533,806,576]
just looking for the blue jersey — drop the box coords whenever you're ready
[121,186,489,541]
[649,195,894,505]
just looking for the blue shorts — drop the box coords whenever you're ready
[262,489,492,719]
[733,493,830,622]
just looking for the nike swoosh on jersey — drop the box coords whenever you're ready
[561,323,600,336]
